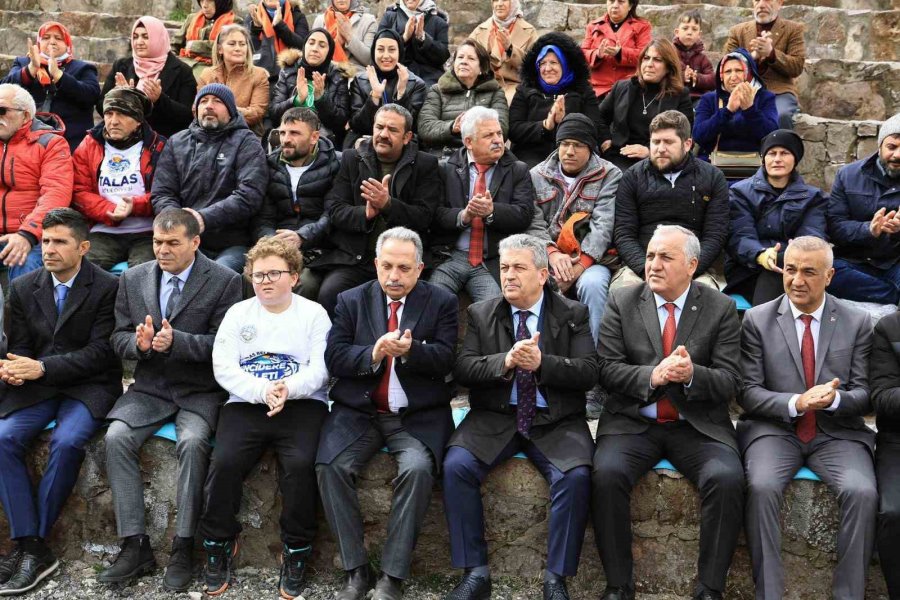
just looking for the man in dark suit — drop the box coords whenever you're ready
[443,234,599,600]
[428,106,534,302]
[0,209,121,596]
[593,224,745,600]
[317,227,458,600]
[740,235,876,600]
[98,209,242,592]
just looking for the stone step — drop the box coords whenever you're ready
[0,0,192,21]
[798,58,900,121]
[794,113,883,192]
[0,27,128,66]
[0,10,181,39]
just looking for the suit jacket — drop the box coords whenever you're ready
[106,252,242,430]
[596,282,742,451]
[870,311,900,435]
[724,18,806,97]
[318,280,458,467]
[739,293,874,452]
[0,259,122,419]
[450,288,599,472]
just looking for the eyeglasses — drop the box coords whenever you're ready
[249,270,293,284]
[0,107,25,116]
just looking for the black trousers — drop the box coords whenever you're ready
[592,421,745,594]
[726,270,784,307]
[877,432,900,598]
[198,400,328,547]
[316,264,376,316]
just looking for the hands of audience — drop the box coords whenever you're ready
[372,329,413,362]
[543,95,566,130]
[265,380,288,417]
[620,144,649,159]
[396,64,410,99]
[107,197,134,222]
[0,233,33,267]
[460,191,493,225]
[135,315,154,352]
[451,111,466,135]
[870,207,900,237]
[0,354,44,384]
[597,38,619,58]
[796,378,840,412]
[312,71,326,100]
[114,72,136,89]
[756,242,782,272]
[651,345,693,388]
[361,175,391,220]
[184,208,206,233]
[142,78,162,102]
[402,14,416,42]
[274,229,303,249]
[600,140,612,153]
[151,319,174,353]
[415,14,425,42]
[366,65,386,104]
[504,332,541,373]
[26,40,59,82]
[335,13,352,47]
[550,252,583,294]
[684,65,696,85]
[248,4,262,26]
[272,5,283,25]
[295,67,309,103]
[749,30,774,61]
[494,26,511,55]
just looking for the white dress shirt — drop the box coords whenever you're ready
[385,296,410,413]
[640,286,691,420]
[787,299,841,418]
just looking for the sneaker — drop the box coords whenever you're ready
[0,548,58,596]
[163,536,193,592]
[97,535,155,584]
[204,538,238,596]
[278,545,311,599]
[0,548,23,585]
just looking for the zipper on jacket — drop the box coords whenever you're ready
[0,142,9,233]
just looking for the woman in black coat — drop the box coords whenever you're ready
[98,16,197,138]
[378,0,450,86]
[597,38,693,172]
[245,0,310,85]
[270,28,351,146]
[507,32,601,168]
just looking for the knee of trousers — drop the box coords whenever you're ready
[837,474,879,510]
[746,472,787,504]
[315,459,355,485]
[880,492,900,527]
[104,424,141,456]
[698,461,745,499]
[442,448,483,486]
[559,465,592,493]
[49,428,91,456]
[175,431,212,458]
[279,452,318,477]
[591,455,634,493]
[397,452,435,484]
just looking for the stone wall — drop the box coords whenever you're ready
[793,113,882,191]
[0,433,889,599]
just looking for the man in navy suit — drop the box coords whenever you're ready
[317,227,458,600]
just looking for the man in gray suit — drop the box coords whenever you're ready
[98,209,242,592]
[739,235,876,600]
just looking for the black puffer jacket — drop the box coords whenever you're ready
[378,3,450,86]
[508,32,601,168]
[613,153,729,276]
[151,114,268,251]
[270,48,352,144]
[347,68,428,145]
[254,136,341,246]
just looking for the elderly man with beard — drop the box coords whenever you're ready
[825,113,900,305]
[254,107,341,301]
[315,104,441,315]
[72,87,166,270]
[611,110,729,292]
[428,106,534,303]
[151,83,267,273]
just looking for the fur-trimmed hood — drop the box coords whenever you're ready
[519,31,590,89]
[276,47,357,78]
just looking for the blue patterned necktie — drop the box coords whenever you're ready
[55,284,68,315]
[515,310,537,437]
[165,277,182,320]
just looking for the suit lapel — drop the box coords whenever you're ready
[399,282,427,334]
[639,286,664,358]
[364,282,388,340]
[540,290,562,350]
[492,299,515,348]
[142,263,164,323]
[34,270,58,329]
[169,253,209,322]
[814,296,838,382]
[55,261,93,333]
[488,159,508,199]
[776,295,805,382]
[673,283,701,348]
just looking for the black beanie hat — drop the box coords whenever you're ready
[759,129,804,164]
[555,113,598,151]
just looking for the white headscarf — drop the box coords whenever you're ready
[397,0,436,18]
[492,0,523,29]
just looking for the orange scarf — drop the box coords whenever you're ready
[323,6,352,62]
[490,18,516,57]
[181,11,236,63]
[258,1,295,55]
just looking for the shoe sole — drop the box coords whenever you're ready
[0,559,59,596]
[162,576,193,593]
[97,559,156,584]
[205,540,240,597]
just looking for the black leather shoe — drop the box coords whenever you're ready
[163,536,193,592]
[543,573,570,600]
[98,535,155,584]
[334,565,375,600]
[0,548,23,585]
[600,586,634,600]
[372,573,403,600]
[0,548,58,596]
[445,571,491,600]
[278,545,311,599]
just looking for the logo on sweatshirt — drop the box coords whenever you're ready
[240,352,300,381]
[240,325,257,342]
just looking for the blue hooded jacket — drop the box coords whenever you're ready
[692,48,778,160]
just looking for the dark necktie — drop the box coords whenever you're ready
[797,314,817,443]
[55,284,68,315]
[373,301,402,413]
[468,163,491,266]
[515,310,537,437]
[657,302,679,423]
[165,277,182,320]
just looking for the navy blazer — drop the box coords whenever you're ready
[318,279,458,467]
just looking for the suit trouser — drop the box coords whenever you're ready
[592,421,745,594]
[744,430,877,600]
[317,264,377,316]
[609,266,721,293]
[198,400,327,547]
[876,433,900,599]
[428,250,501,303]
[443,434,591,577]
[105,409,212,538]
[0,396,103,539]
[316,413,434,579]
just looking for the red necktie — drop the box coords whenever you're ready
[468,163,491,266]
[372,301,401,413]
[796,314,817,443]
[657,302,679,423]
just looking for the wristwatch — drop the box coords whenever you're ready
[485,212,495,225]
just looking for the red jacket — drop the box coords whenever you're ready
[72,124,165,227]
[582,15,652,98]
[674,38,715,99]
[0,114,72,242]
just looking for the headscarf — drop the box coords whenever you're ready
[718,51,762,93]
[397,0,436,19]
[370,29,404,81]
[301,28,336,76]
[131,17,170,93]
[256,0,295,55]
[492,0,523,30]
[204,0,234,20]
[263,0,286,18]
[324,0,366,62]
[535,45,574,95]
[182,4,236,63]
[33,22,74,86]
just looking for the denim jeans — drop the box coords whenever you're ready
[775,93,799,130]
[829,258,900,305]
[0,241,43,282]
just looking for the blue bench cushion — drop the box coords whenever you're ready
[110,262,129,276]
[730,294,752,312]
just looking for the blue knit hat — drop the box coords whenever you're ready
[195,83,237,119]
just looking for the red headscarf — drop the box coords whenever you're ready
[34,22,74,86]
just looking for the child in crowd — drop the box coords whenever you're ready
[672,9,714,104]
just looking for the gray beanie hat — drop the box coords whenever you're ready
[878,113,900,148]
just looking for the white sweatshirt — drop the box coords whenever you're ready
[213,295,331,404]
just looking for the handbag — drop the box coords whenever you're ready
[708,98,762,181]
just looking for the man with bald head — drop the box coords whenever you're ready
[739,235,876,600]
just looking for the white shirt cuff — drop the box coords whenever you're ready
[788,394,801,418]
[825,390,841,412]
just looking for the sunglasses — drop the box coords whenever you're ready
[0,107,25,116]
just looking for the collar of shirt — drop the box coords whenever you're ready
[467,151,497,171]
[386,295,407,309]
[51,270,79,289]
[653,286,690,313]
[789,297,825,324]
[510,293,544,322]
[162,260,195,288]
